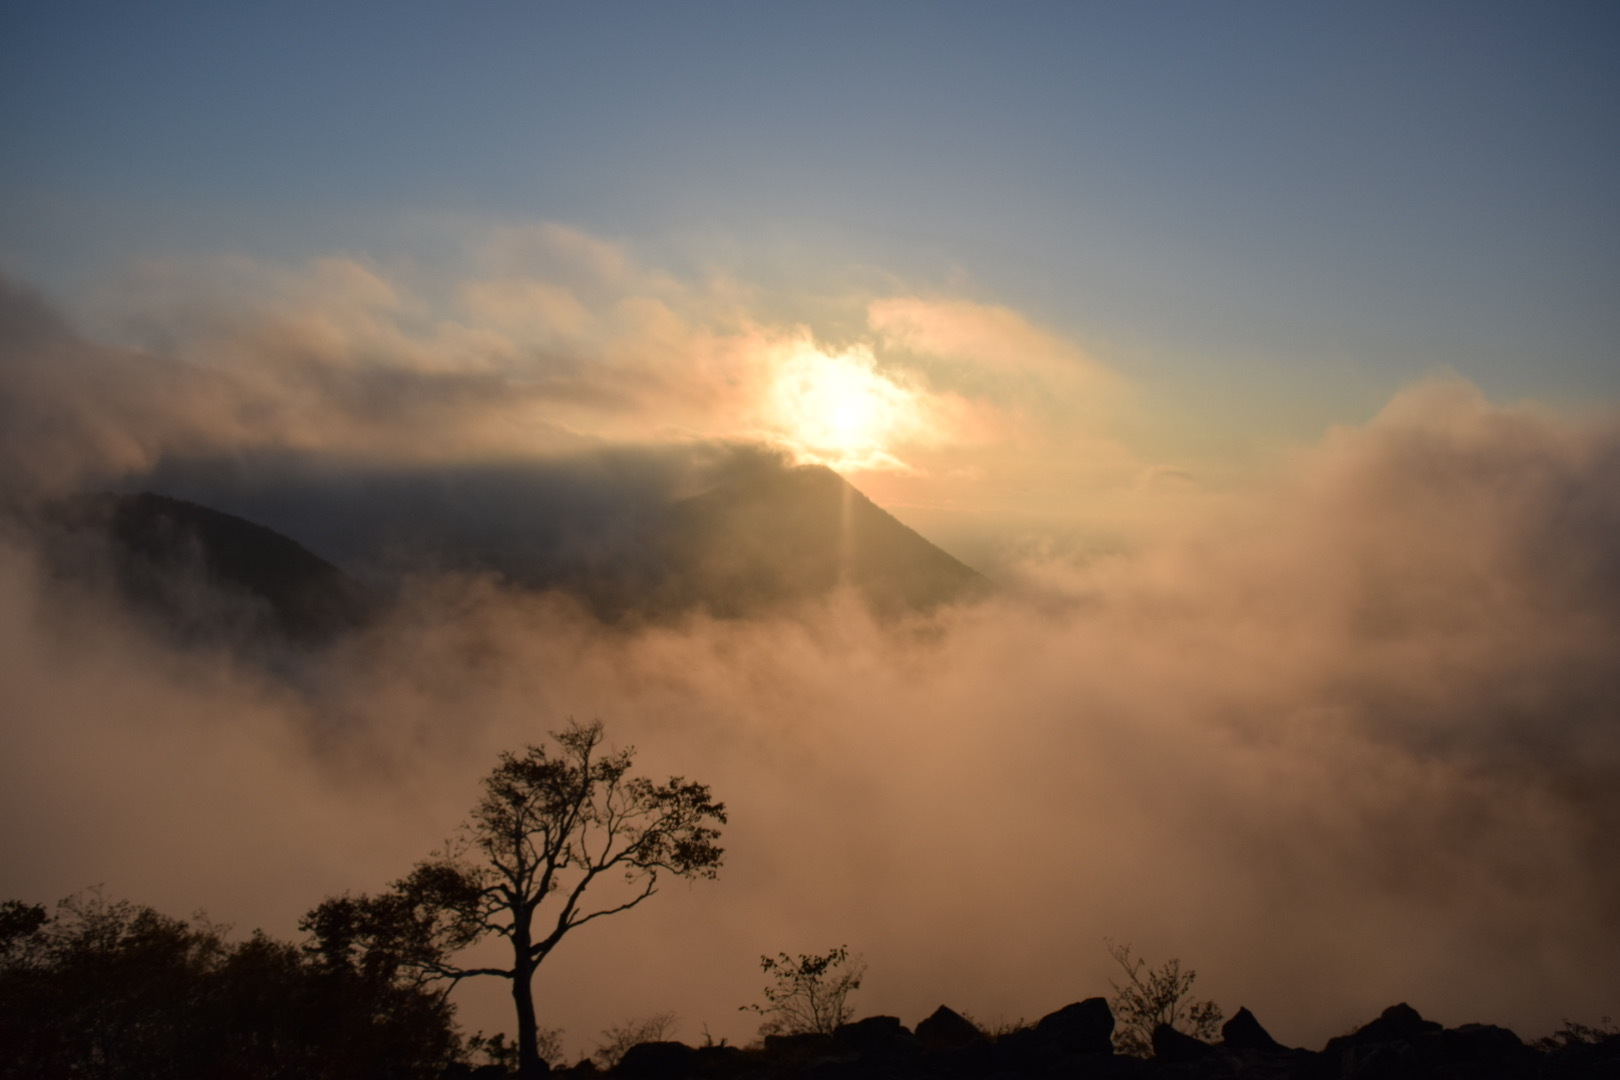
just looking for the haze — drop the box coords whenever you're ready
[3,1,1618,1056]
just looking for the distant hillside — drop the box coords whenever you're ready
[115,454,993,623]
[657,464,991,617]
[38,492,377,645]
[26,461,990,635]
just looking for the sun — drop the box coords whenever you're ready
[770,345,918,467]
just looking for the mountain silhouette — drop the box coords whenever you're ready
[656,464,990,617]
[29,462,989,636]
[39,492,377,645]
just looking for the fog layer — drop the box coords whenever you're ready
[2,267,1617,1051]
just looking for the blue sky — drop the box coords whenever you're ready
[4,2,1618,497]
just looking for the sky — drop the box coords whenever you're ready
[5,3,1618,488]
[3,0,1620,1055]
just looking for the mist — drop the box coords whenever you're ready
[3,266,1619,1055]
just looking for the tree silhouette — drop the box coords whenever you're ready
[317,720,725,1079]
[744,946,866,1036]
[1,892,458,1080]
[1105,940,1222,1056]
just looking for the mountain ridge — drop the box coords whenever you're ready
[23,462,991,641]
[36,491,379,646]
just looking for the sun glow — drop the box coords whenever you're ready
[770,345,920,468]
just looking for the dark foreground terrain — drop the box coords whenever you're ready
[507,1001,1617,1080]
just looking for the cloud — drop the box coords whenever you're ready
[5,230,1148,517]
[859,296,1147,522]
[867,296,1120,421]
[3,249,1617,1051]
[0,275,255,496]
[5,326,1620,1056]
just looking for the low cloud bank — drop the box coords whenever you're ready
[2,267,1618,1052]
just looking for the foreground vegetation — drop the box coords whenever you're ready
[4,892,1616,1080]
[0,891,458,1079]
[5,725,1613,1078]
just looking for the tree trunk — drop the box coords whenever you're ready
[513,960,546,1078]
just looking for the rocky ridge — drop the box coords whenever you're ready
[454,1001,1618,1080]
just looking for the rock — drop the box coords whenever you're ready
[931,1037,996,1078]
[613,1041,696,1080]
[1151,1023,1214,1063]
[691,1044,745,1078]
[763,1031,837,1060]
[834,1015,917,1055]
[1322,1003,1442,1054]
[915,1006,985,1051]
[1035,997,1116,1055]
[988,1026,1058,1073]
[1419,1025,1539,1078]
[1221,1006,1288,1052]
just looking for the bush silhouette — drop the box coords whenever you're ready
[743,945,866,1037]
[593,1011,677,1068]
[1105,940,1222,1057]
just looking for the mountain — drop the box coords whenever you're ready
[343,460,993,618]
[38,492,377,645]
[656,464,991,617]
[28,462,989,636]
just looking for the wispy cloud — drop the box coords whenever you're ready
[3,225,1157,518]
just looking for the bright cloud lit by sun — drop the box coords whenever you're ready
[767,344,923,471]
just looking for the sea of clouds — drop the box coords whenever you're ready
[2,247,1617,1053]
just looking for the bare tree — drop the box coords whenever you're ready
[310,720,725,1079]
[1105,940,1222,1056]
[592,1011,678,1069]
[743,946,866,1037]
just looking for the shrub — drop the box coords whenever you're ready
[743,946,866,1036]
[592,1012,677,1068]
[1105,940,1222,1057]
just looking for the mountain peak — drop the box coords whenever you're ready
[659,463,990,617]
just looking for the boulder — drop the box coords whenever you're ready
[833,1015,917,1055]
[915,1006,985,1051]
[1221,1006,1288,1052]
[1035,997,1116,1055]
[1151,1023,1214,1063]
[1323,1003,1442,1054]
[1419,1025,1539,1077]
[691,1044,745,1077]
[613,1041,696,1080]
